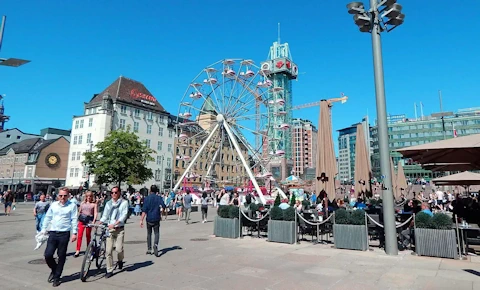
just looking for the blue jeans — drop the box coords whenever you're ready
[36,213,45,232]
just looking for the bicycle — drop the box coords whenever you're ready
[80,223,109,282]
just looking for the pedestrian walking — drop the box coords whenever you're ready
[74,191,98,257]
[99,186,129,278]
[174,191,183,221]
[140,185,166,256]
[200,192,209,223]
[33,193,50,233]
[3,190,15,216]
[183,190,193,224]
[40,187,78,287]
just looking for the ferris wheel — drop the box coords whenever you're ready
[173,59,288,204]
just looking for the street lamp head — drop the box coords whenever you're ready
[382,3,403,19]
[386,13,405,26]
[359,25,371,32]
[381,0,397,6]
[353,13,371,27]
[347,2,365,14]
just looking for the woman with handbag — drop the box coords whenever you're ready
[74,191,98,257]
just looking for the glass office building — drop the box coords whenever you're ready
[371,107,480,180]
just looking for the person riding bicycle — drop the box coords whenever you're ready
[98,186,128,278]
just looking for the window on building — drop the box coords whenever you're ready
[75,120,79,129]
[80,119,84,128]
[76,152,81,161]
[167,144,172,152]
[74,168,80,177]
[134,109,141,118]
[147,112,153,120]
[147,124,152,134]
[16,136,21,140]
[119,119,126,130]
[158,115,164,123]
[82,166,88,178]
[155,169,161,181]
[73,136,78,145]
[166,157,171,168]
[157,156,162,165]
[158,127,164,136]
[157,141,162,151]
[78,135,83,144]
[71,152,76,161]
[88,118,93,127]
[86,133,92,144]
[134,122,139,133]
[69,168,74,177]
[145,139,151,148]
[168,130,173,138]
[26,166,33,178]
[120,105,127,114]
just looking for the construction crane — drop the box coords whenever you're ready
[292,93,348,110]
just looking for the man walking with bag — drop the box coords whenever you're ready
[41,187,78,287]
[99,186,128,278]
[140,185,166,256]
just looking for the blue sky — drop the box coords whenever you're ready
[1,0,479,142]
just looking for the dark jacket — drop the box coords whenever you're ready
[142,193,166,223]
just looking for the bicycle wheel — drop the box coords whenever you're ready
[80,240,95,282]
[96,238,106,270]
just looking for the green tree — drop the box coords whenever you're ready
[274,194,281,206]
[289,194,296,207]
[83,128,155,188]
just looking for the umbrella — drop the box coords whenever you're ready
[354,123,371,197]
[315,100,337,201]
[390,158,398,200]
[396,162,408,199]
[432,171,480,186]
[397,133,480,166]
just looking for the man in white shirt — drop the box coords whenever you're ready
[99,186,129,278]
[41,187,78,287]
[436,190,445,210]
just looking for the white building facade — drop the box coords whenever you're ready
[65,76,174,190]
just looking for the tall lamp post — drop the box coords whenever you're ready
[346,0,405,256]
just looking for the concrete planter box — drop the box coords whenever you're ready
[333,224,368,251]
[214,216,240,239]
[415,228,458,259]
[268,220,296,244]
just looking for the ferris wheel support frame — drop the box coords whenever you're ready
[173,123,220,192]
[222,118,266,204]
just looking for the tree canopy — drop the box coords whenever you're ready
[83,128,155,187]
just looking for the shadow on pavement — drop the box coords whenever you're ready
[157,246,182,257]
[464,269,480,277]
[121,260,154,272]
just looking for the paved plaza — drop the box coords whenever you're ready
[1,203,480,290]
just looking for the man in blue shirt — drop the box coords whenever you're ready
[41,187,78,287]
[140,185,166,256]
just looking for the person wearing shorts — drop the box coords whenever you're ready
[175,192,183,221]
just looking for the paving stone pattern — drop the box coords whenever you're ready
[0,203,479,289]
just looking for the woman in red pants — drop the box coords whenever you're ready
[74,191,98,257]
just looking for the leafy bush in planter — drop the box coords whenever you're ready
[335,208,350,224]
[228,205,240,219]
[415,212,432,228]
[283,207,296,221]
[350,209,366,225]
[431,213,452,229]
[415,212,452,229]
[270,206,284,220]
[335,208,366,225]
[218,205,230,218]
[274,195,281,206]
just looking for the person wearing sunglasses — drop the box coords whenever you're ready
[41,187,78,287]
[98,186,128,278]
